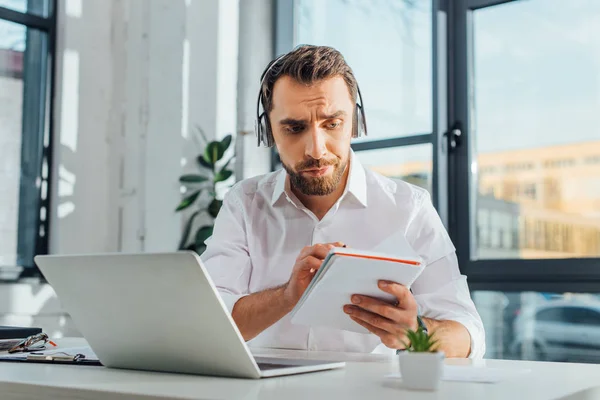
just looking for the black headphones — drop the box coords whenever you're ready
[255,53,368,148]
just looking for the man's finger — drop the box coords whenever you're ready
[301,256,323,273]
[350,295,403,322]
[349,316,388,337]
[350,317,406,350]
[307,244,334,260]
[378,281,417,312]
[305,242,346,260]
[297,246,313,259]
[344,305,396,333]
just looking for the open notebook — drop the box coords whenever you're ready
[290,247,424,334]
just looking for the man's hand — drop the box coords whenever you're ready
[283,242,345,307]
[232,241,345,342]
[343,280,419,350]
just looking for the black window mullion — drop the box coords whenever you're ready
[16,23,48,269]
[0,6,50,31]
[351,133,432,152]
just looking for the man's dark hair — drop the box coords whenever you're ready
[260,45,359,114]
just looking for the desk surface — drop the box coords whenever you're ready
[1,338,599,400]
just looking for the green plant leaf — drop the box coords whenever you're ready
[195,244,207,255]
[179,174,208,184]
[175,190,201,212]
[404,327,438,352]
[197,155,213,170]
[204,141,225,165]
[219,134,233,153]
[178,210,200,250]
[208,199,223,218]
[195,225,214,248]
[214,169,233,183]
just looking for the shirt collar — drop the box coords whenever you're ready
[270,150,368,208]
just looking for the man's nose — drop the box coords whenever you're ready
[305,126,327,160]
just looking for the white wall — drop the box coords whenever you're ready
[3,0,274,337]
[49,0,246,255]
[236,0,274,179]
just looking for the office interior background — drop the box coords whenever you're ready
[1,0,600,363]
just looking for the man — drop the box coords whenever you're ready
[202,45,485,358]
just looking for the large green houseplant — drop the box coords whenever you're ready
[175,131,234,254]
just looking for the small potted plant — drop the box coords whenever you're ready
[398,326,445,390]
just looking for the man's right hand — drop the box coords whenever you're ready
[232,241,345,341]
[283,242,345,307]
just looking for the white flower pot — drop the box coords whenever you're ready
[398,351,445,391]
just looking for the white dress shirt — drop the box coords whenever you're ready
[202,151,486,358]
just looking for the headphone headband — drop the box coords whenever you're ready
[255,52,367,148]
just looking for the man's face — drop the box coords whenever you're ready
[269,75,354,196]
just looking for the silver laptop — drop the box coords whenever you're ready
[34,252,345,379]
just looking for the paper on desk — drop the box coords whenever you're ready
[0,346,99,361]
[386,365,531,384]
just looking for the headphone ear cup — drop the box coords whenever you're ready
[356,103,366,137]
[256,113,269,147]
[264,116,274,147]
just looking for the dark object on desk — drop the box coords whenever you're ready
[0,326,42,340]
[0,355,102,366]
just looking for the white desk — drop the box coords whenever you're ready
[1,338,599,400]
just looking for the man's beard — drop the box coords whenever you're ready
[282,156,348,196]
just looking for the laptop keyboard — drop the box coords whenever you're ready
[257,362,296,371]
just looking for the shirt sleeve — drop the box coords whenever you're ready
[200,185,252,314]
[406,192,486,359]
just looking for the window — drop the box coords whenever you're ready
[0,0,50,17]
[536,307,565,323]
[295,0,432,139]
[279,0,438,210]
[569,308,600,326]
[0,1,54,279]
[473,291,600,363]
[354,144,432,194]
[471,0,600,260]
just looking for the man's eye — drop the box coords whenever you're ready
[286,125,304,134]
[326,122,341,129]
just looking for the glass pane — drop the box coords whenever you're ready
[294,0,432,140]
[354,144,432,194]
[0,20,25,266]
[472,0,600,260]
[474,291,600,363]
[0,19,48,269]
[0,0,50,17]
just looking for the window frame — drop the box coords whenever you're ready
[0,1,56,279]
[447,0,600,293]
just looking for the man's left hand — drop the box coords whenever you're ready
[343,280,419,350]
